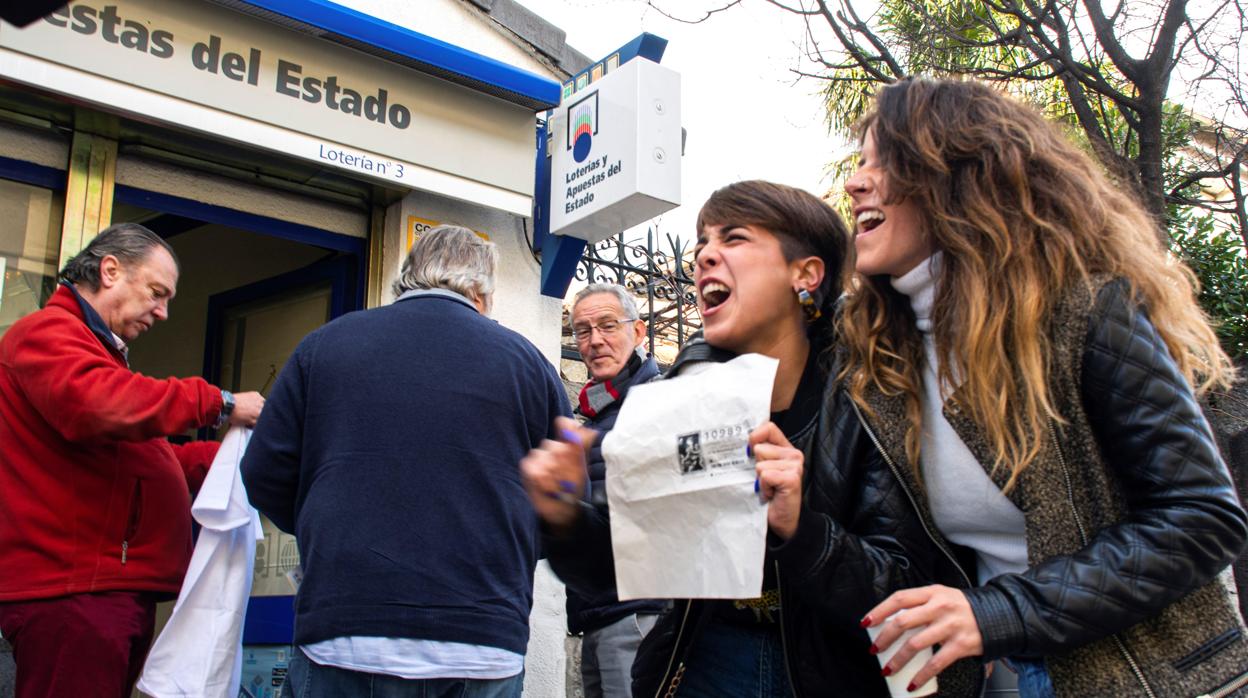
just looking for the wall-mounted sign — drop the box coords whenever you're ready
[548,58,680,243]
[406,216,490,252]
[0,0,537,210]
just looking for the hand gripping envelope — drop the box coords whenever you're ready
[604,353,777,600]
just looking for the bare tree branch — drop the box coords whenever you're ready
[1082,0,1145,80]
[644,0,741,24]
[651,0,1246,251]
[1168,142,1248,197]
[831,0,907,79]
[1232,158,1248,250]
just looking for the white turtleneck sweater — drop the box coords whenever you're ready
[890,255,1029,585]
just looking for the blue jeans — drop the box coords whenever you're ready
[675,622,793,698]
[582,613,659,698]
[283,649,524,698]
[1004,658,1055,698]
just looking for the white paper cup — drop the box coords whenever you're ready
[866,613,938,697]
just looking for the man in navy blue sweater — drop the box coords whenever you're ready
[242,226,570,698]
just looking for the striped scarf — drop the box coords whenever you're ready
[577,350,643,418]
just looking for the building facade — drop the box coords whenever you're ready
[0,1,589,694]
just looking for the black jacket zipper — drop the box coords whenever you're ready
[1048,421,1158,698]
[774,561,800,698]
[1198,668,1248,698]
[850,401,972,588]
[655,600,694,698]
[851,400,984,698]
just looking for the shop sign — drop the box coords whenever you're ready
[405,215,490,252]
[0,0,536,208]
[548,57,681,243]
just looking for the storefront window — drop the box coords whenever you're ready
[0,177,64,338]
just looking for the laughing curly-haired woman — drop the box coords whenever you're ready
[844,76,1248,698]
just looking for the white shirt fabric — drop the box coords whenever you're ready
[890,255,1029,584]
[893,256,1026,694]
[138,427,262,698]
[301,636,523,680]
[110,331,128,362]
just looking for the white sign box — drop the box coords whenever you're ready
[549,58,681,243]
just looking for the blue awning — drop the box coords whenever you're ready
[209,0,563,110]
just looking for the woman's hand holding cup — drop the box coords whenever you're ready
[862,585,983,695]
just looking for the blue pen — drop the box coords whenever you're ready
[547,479,579,505]
[551,429,581,504]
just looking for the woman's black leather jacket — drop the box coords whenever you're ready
[544,337,983,697]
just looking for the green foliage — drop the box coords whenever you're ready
[1162,111,1246,359]
[1169,206,1248,360]
[822,70,875,135]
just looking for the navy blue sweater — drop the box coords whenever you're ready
[241,291,570,654]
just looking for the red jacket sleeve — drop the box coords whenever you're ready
[172,440,222,494]
[10,312,224,444]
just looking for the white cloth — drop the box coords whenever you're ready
[890,255,1029,584]
[301,636,524,680]
[110,331,129,362]
[138,427,262,698]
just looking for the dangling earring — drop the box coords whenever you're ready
[796,288,821,323]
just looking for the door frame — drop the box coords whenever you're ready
[114,184,368,307]
[113,184,367,646]
[202,255,356,391]
[202,257,357,646]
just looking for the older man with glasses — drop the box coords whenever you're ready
[565,283,665,698]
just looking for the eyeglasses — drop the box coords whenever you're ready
[572,317,632,343]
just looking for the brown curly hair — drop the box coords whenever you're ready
[838,77,1233,492]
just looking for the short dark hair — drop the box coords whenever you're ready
[59,222,179,292]
[696,180,850,315]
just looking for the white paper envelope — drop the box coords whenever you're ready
[603,353,777,600]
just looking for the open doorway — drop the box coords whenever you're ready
[109,202,355,395]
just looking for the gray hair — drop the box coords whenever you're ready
[392,225,498,311]
[59,222,179,292]
[572,283,640,321]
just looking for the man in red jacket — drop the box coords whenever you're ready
[0,222,264,698]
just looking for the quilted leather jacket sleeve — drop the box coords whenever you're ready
[965,282,1248,659]
[770,387,936,623]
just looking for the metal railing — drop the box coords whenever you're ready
[561,228,700,361]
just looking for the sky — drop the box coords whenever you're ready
[513,0,851,247]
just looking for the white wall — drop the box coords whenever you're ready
[327,0,553,77]
[380,188,564,358]
[0,120,69,171]
[115,157,368,239]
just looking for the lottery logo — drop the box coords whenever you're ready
[567,92,599,164]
